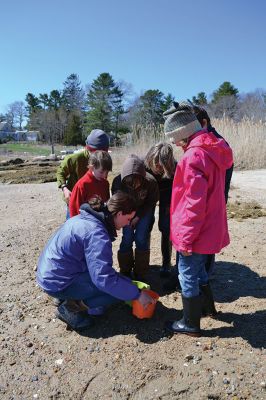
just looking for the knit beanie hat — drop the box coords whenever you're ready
[85,129,109,150]
[163,101,202,144]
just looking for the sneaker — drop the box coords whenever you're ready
[52,298,64,307]
[56,301,93,331]
[87,306,105,316]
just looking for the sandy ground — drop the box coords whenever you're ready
[0,170,265,399]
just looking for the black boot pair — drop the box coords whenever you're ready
[165,283,217,337]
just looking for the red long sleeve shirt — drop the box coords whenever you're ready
[69,170,110,217]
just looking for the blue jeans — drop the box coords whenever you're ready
[178,252,209,298]
[45,272,119,309]
[66,205,70,220]
[120,210,154,252]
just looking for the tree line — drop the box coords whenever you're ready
[1,73,266,146]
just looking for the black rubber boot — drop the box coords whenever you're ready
[117,250,134,278]
[134,249,150,282]
[160,234,172,278]
[200,283,218,318]
[163,276,181,293]
[165,295,202,337]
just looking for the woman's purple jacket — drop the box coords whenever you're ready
[36,207,139,301]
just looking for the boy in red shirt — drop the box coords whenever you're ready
[69,151,112,217]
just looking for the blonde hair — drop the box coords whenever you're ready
[144,142,175,178]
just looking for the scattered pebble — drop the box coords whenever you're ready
[260,381,266,389]
[223,378,230,384]
[55,358,63,366]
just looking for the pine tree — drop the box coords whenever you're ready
[86,73,124,133]
[64,113,83,146]
[25,93,41,114]
[49,90,63,110]
[161,93,175,112]
[211,82,239,118]
[62,73,85,112]
[212,82,238,103]
[138,89,165,125]
[192,92,208,105]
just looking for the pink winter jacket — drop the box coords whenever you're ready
[170,130,233,254]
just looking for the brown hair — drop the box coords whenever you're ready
[144,142,175,178]
[88,195,104,211]
[88,150,112,171]
[193,105,211,127]
[107,191,137,216]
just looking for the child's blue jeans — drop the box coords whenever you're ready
[119,210,154,252]
[45,272,119,308]
[178,252,209,298]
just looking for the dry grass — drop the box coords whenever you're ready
[213,118,266,170]
[111,119,266,171]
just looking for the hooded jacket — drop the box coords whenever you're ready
[170,130,233,254]
[36,204,139,301]
[111,155,159,217]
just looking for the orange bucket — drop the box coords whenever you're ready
[132,289,159,319]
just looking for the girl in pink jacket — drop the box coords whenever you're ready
[163,101,233,337]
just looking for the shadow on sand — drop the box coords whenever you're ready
[78,262,265,348]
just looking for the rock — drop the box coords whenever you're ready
[184,354,193,361]
[31,376,38,382]
[55,358,64,366]
[260,381,266,389]
[223,378,230,384]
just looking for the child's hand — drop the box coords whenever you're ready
[180,251,192,256]
[130,216,140,228]
[63,187,72,204]
[138,290,155,309]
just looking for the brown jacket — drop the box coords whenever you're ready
[111,154,159,217]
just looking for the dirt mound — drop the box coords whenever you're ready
[227,200,266,221]
[0,161,59,184]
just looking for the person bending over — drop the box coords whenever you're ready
[37,192,154,331]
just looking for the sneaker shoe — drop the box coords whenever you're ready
[56,301,93,331]
[52,298,64,307]
[87,306,105,316]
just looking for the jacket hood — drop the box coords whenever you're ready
[186,130,233,171]
[79,203,117,241]
[121,154,146,180]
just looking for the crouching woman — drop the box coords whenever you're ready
[36,192,154,331]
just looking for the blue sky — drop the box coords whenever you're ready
[1,0,266,114]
